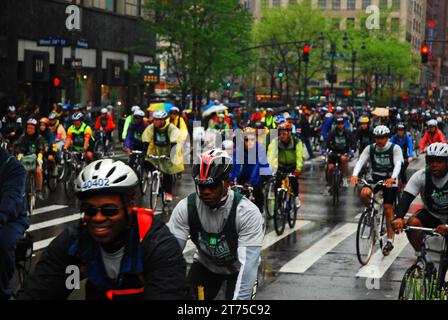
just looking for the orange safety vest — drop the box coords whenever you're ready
[104,207,154,300]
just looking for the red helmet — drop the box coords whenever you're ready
[192,149,232,186]
[40,117,50,126]
[278,122,292,131]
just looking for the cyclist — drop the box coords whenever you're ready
[168,149,263,300]
[124,109,148,167]
[169,107,188,138]
[261,108,276,130]
[351,125,404,256]
[390,123,414,185]
[18,159,187,300]
[419,119,447,153]
[48,112,67,158]
[1,106,23,146]
[64,113,95,163]
[94,107,116,149]
[230,127,272,214]
[355,117,373,156]
[141,111,184,203]
[267,122,303,208]
[13,118,47,201]
[60,104,72,131]
[392,143,448,271]
[325,117,354,189]
[39,118,57,173]
[0,145,28,300]
[122,106,142,142]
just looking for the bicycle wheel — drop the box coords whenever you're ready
[138,164,149,196]
[332,168,341,207]
[64,164,76,200]
[273,190,287,236]
[287,195,298,228]
[27,173,36,215]
[47,163,59,192]
[398,264,428,300]
[149,174,159,211]
[356,209,376,265]
[264,180,275,219]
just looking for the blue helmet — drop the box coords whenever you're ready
[63,104,71,111]
[72,112,84,121]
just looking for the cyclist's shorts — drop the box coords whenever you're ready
[414,209,444,229]
[372,174,397,206]
[328,153,343,165]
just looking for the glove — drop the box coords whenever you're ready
[346,151,354,157]
[294,170,302,176]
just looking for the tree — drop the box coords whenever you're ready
[142,0,253,109]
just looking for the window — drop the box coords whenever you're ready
[318,0,327,10]
[125,0,139,16]
[92,0,115,11]
[272,0,280,7]
[391,17,400,32]
[347,0,356,10]
[261,0,269,7]
[332,0,341,10]
[289,0,297,5]
[392,0,400,11]
[362,0,371,10]
[380,0,388,10]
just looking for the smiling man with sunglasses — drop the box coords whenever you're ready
[18,159,187,300]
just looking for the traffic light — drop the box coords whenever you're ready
[303,45,311,63]
[53,76,64,88]
[226,81,231,88]
[421,44,430,63]
[277,68,284,79]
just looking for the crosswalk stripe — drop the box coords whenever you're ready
[33,205,68,215]
[33,237,56,251]
[262,220,311,250]
[28,213,82,232]
[356,234,409,279]
[279,223,358,274]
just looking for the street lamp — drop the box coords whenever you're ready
[189,4,204,111]
[342,32,366,109]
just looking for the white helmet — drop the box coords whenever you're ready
[325,113,333,119]
[131,106,141,113]
[133,109,145,118]
[427,119,438,127]
[101,108,108,114]
[8,106,16,113]
[75,159,138,198]
[426,143,448,158]
[373,125,390,137]
[153,111,168,119]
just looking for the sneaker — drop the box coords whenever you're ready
[382,241,394,256]
[36,191,44,201]
[295,197,301,208]
[165,194,173,202]
[343,178,349,188]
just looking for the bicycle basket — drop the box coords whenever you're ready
[22,155,37,171]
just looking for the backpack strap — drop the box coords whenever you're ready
[134,207,154,242]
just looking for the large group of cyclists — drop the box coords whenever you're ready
[1,99,448,300]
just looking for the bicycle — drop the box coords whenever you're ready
[325,152,343,207]
[147,155,170,213]
[263,176,275,220]
[128,150,150,196]
[398,226,448,300]
[94,129,110,158]
[63,150,85,200]
[21,154,38,215]
[273,172,299,236]
[355,179,387,265]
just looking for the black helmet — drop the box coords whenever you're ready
[192,149,232,186]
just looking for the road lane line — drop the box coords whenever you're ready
[356,234,409,279]
[33,237,56,251]
[28,213,82,232]
[33,205,68,215]
[262,220,311,250]
[279,223,358,274]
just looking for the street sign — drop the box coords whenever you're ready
[64,58,82,69]
[142,63,160,84]
[37,37,69,47]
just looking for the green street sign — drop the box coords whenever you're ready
[142,63,160,84]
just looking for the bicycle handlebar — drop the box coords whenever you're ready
[148,155,170,160]
[359,179,385,188]
[232,185,254,192]
[404,226,442,237]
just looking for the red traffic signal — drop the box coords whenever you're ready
[421,45,430,63]
[53,77,61,88]
[303,45,311,62]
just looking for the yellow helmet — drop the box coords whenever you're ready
[359,117,370,124]
[243,127,257,135]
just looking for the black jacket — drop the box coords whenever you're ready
[18,215,187,300]
[326,128,354,154]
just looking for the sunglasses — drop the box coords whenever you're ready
[244,138,256,142]
[81,204,123,217]
[426,156,446,164]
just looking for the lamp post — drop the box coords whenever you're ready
[343,32,366,109]
[319,33,338,102]
[189,4,204,111]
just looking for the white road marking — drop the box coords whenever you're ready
[279,223,358,274]
[356,234,409,279]
[28,213,82,232]
[33,205,68,215]
[262,220,311,250]
[33,237,56,251]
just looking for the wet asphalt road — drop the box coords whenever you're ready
[14,152,430,300]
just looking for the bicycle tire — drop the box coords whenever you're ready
[264,181,275,219]
[149,174,159,211]
[332,168,341,207]
[274,190,287,236]
[378,208,387,250]
[27,173,36,215]
[287,195,298,228]
[356,209,376,265]
[47,164,59,192]
[64,164,76,200]
[398,264,428,300]
[137,164,149,196]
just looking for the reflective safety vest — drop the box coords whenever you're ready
[187,192,242,268]
[424,170,448,216]
[278,137,298,170]
[154,128,170,147]
[70,123,93,150]
[370,144,395,176]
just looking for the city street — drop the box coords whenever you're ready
[18,153,429,300]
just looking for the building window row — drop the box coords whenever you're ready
[63,0,142,17]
